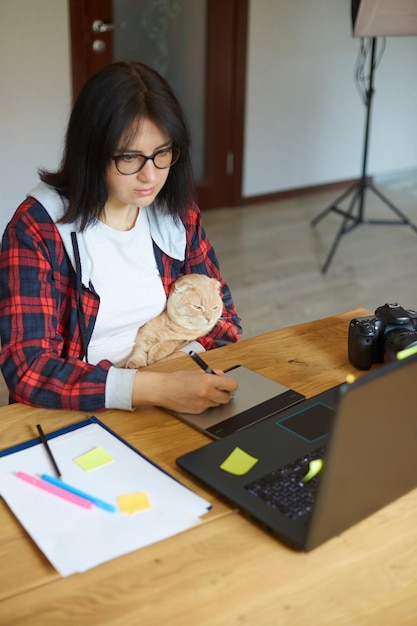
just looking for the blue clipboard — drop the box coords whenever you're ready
[0,416,212,576]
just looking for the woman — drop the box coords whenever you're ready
[0,61,241,413]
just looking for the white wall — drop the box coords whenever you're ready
[0,0,416,235]
[243,0,417,197]
[0,0,71,236]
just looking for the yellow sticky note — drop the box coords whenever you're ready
[73,446,114,471]
[220,446,258,476]
[117,492,152,515]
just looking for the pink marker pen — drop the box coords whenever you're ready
[15,472,94,510]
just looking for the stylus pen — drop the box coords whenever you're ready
[188,351,217,375]
[36,423,62,479]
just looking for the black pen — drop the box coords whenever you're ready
[36,423,62,479]
[189,351,217,375]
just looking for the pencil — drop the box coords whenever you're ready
[36,423,62,479]
[188,351,217,375]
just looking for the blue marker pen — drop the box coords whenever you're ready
[40,474,118,513]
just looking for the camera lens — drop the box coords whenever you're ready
[383,330,417,362]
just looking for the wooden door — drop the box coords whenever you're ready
[69,0,247,209]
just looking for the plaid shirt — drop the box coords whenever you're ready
[0,197,241,411]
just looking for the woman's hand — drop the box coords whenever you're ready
[131,369,238,414]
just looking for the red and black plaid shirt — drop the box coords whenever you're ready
[0,197,241,411]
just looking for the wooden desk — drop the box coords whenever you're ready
[1,308,417,625]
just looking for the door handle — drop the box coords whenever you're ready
[92,20,125,33]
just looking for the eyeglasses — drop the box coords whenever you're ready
[111,146,180,175]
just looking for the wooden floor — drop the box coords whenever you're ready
[1,180,416,406]
[204,181,417,339]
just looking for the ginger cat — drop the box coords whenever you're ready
[125,274,223,368]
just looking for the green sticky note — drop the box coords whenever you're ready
[302,459,323,483]
[73,446,114,471]
[220,446,258,476]
[396,344,417,360]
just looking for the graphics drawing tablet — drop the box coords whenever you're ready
[168,365,305,439]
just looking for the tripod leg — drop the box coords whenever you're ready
[320,188,361,273]
[311,182,360,226]
[321,218,350,274]
[367,184,417,233]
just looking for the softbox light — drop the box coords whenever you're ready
[352,0,417,37]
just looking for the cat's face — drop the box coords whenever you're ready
[167,274,223,331]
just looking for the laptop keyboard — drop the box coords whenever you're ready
[244,446,326,521]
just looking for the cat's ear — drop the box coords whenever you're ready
[210,277,221,292]
[171,277,189,294]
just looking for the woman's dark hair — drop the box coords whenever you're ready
[40,61,195,230]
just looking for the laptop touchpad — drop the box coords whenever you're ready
[276,403,334,442]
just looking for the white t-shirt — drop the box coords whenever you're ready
[83,209,166,367]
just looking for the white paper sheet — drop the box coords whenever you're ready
[0,420,211,576]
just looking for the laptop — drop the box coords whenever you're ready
[169,365,305,439]
[177,355,417,551]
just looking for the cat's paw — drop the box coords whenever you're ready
[125,357,147,369]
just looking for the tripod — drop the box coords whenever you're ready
[311,37,417,274]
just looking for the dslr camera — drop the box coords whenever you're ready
[348,303,417,369]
